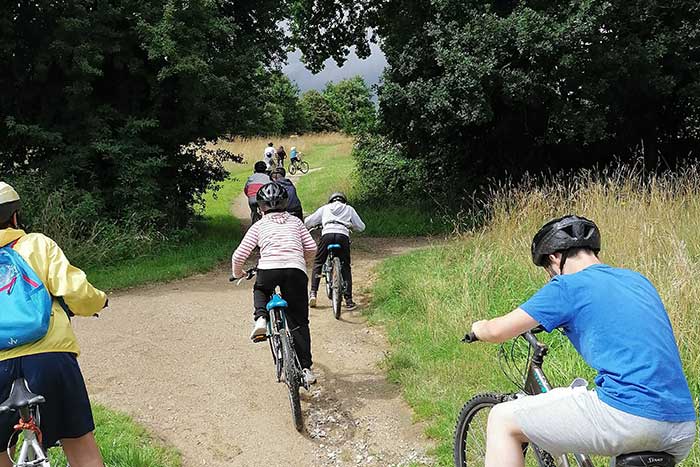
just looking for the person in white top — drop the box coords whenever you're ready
[263,142,276,169]
[232,182,318,384]
[304,192,365,309]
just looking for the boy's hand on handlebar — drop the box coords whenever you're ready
[470,320,488,341]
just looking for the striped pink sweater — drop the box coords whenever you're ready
[232,212,317,277]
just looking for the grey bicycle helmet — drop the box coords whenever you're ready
[328,192,347,204]
[256,182,289,212]
[531,215,601,266]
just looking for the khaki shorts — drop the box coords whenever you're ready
[507,386,696,460]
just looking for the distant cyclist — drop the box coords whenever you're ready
[468,215,696,467]
[0,182,108,467]
[232,183,318,385]
[289,146,300,164]
[276,145,287,168]
[271,167,303,221]
[243,161,270,223]
[304,192,365,310]
[263,142,276,169]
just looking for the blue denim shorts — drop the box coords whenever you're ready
[0,352,95,449]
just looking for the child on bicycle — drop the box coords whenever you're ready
[468,215,696,466]
[243,161,271,224]
[232,182,318,384]
[0,182,108,467]
[304,192,365,310]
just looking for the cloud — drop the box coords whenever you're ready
[283,42,387,93]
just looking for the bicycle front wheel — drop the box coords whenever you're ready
[453,393,558,467]
[280,331,303,432]
[331,257,342,319]
[269,334,282,382]
[299,161,309,174]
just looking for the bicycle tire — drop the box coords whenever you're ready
[269,334,283,383]
[331,257,342,319]
[299,161,309,174]
[289,163,297,175]
[453,393,558,467]
[280,331,303,432]
[324,260,333,299]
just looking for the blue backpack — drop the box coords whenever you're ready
[0,239,52,350]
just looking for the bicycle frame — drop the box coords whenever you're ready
[520,331,595,467]
[267,299,307,391]
[10,406,49,467]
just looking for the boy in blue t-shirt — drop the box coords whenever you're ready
[469,215,696,467]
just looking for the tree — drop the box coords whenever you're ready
[299,90,341,133]
[0,0,287,227]
[323,76,376,135]
[293,0,700,191]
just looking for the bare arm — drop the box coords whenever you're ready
[471,308,539,343]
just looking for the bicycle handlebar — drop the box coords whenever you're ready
[461,332,478,343]
[461,324,547,345]
[230,268,257,285]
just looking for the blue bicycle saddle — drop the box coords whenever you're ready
[327,244,342,250]
[266,294,289,311]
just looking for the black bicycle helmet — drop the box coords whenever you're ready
[256,182,289,212]
[254,161,267,173]
[531,215,601,266]
[328,192,347,204]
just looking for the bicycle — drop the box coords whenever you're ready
[322,244,346,320]
[232,269,309,432]
[0,377,52,466]
[453,327,677,467]
[288,155,309,175]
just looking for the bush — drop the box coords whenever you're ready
[353,134,428,203]
[8,174,160,269]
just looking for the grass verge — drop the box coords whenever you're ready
[367,166,700,466]
[48,404,180,466]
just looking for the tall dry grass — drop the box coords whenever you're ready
[484,165,700,371]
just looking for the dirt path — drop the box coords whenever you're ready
[74,191,435,467]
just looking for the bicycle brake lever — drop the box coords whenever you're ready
[461,332,479,343]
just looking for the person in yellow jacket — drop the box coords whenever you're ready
[0,182,107,467]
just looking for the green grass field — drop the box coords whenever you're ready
[367,168,700,466]
[293,138,449,236]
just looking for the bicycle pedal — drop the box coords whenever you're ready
[251,335,268,343]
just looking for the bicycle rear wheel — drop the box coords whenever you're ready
[299,161,309,174]
[289,162,297,175]
[331,257,342,319]
[280,331,303,432]
[453,393,558,467]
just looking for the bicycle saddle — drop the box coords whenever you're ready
[266,294,289,311]
[615,452,675,467]
[327,244,341,250]
[0,378,45,414]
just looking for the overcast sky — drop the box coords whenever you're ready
[283,42,388,93]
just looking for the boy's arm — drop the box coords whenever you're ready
[44,237,107,316]
[232,225,259,278]
[471,308,539,343]
[350,207,366,232]
[304,206,324,228]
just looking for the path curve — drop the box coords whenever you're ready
[75,189,435,467]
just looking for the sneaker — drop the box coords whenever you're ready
[302,368,317,385]
[308,292,317,308]
[345,299,357,310]
[249,317,267,341]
